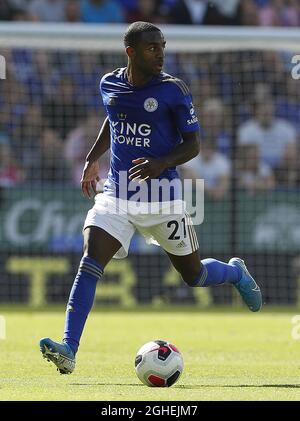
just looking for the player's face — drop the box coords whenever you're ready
[134,31,166,76]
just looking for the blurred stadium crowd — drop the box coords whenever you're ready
[1,47,299,198]
[1,1,300,305]
[1,0,300,26]
[0,1,300,199]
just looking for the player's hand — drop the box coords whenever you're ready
[80,160,100,199]
[128,158,166,182]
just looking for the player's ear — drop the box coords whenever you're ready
[126,46,136,59]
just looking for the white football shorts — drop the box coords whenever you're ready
[83,193,199,259]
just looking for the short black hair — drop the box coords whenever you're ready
[123,21,162,48]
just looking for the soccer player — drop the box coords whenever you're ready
[40,22,262,374]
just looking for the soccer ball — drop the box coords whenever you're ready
[135,340,184,387]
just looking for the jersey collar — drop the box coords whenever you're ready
[122,67,163,89]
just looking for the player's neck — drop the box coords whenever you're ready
[126,64,153,87]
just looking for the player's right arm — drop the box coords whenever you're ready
[81,116,110,198]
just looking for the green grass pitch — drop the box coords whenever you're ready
[0,309,300,401]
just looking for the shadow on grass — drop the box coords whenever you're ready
[176,384,300,389]
[70,383,300,389]
[70,383,141,387]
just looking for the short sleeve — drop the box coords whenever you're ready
[99,72,115,108]
[168,79,200,133]
[99,74,107,105]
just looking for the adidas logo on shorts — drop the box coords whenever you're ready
[176,240,187,248]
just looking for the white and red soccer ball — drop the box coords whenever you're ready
[135,340,184,387]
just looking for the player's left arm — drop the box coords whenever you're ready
[129,130,200,182]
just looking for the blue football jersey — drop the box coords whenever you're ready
[100,67,200,201]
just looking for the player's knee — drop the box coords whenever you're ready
[181,262,203,287]
[83,241,92,259]
[83,239,92,255]
[82,240,100,265]
[83,230,101,261]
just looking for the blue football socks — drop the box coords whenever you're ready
[63,256,103,354]
[191,258,242,287]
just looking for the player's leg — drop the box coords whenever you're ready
[147,211,262,311]
[40,194,136,373]
[165,250,242,288]
[165,249,201,285]
[62,226,122,353]
[82,225,123,267]
[40,227,122,374]
[166,251,262,312]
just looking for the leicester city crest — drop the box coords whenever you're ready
[144,97,158,112]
